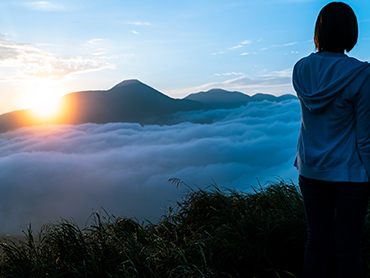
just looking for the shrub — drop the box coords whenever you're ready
[0,180,308,277]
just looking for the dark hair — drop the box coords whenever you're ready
[314,2,358,53]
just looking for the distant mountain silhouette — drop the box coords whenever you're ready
[60,79,208,125]
[0,79,296,133]
[185,88,296,109]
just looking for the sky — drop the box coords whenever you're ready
[0,99,300,234]
[0,0,370,114]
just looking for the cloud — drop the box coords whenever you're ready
[214,72,244,76]
[0,100,300,234]
[211,51,225,55]
[213,39,253,55]
[271,42,298,47]
[20,1,66,11]
[228,45,243,50]
[125,22,151,26]
[88,38,104,45]
[131,30,139,35]
[265,69,292,78]
[283,42,298,46]
[0,39,114,79]
[241,40,252,45]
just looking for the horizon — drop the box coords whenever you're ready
[0,78,297,116]
[0,0,369,114]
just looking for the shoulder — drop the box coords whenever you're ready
[348,64,370,100]
[356,66,370,88]
[293,53,314,76]
[343,55,369,68]
[294,53,314,66]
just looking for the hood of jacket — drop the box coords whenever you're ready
[292,52,369,113]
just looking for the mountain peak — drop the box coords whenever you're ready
[204,88,240,94]
[185,88,251,107]
[109,79,145,90]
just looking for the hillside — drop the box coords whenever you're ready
[0,180,308,277]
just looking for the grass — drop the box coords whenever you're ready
[0,178,364,277]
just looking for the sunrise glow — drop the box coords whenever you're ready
[21,80,64,120]
[30,95,62,118]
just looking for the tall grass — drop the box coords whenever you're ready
[0,179,351,277]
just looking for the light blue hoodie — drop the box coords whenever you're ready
[293,51,370,182]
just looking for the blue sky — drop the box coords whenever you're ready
[0,0,370,114]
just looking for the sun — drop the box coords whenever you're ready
[30,92,62,118]
[21,80,65,120]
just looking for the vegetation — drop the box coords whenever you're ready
[1,178,366,277]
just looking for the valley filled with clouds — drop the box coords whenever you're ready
[0,99,300,234]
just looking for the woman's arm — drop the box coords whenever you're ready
[354,71,370,179]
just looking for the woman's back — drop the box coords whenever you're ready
[293,51,370,182]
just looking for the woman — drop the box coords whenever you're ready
[293,2,370,277]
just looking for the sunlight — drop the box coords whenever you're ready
[21,80,65,120]
[31,92,60,118]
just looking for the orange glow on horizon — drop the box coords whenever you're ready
[20,79,68,123]
[30,96,62,119]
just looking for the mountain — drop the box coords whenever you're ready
[185,89,296,109]
[0,79,296,133]
[0,80,208,133]
[60,79,208,125]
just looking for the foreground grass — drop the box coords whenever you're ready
[0,179,362,277]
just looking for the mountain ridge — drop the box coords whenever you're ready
[0,79,296,133]
[185,88,295,109]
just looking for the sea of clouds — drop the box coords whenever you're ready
[0,99,301,234]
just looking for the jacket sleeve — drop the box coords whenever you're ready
[354,71,370,179]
